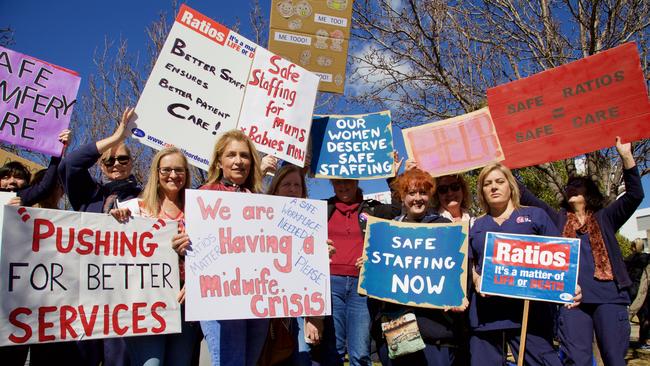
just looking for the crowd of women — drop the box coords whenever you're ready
[0,106,645,366]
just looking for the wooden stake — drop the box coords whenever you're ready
[517,300,530,366]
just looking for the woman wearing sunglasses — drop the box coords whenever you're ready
[58,107,141,366]
[519,137,643,366]
[434,174,475,228]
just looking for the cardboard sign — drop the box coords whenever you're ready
[480,232,579,304]
[0,207,181,345]
[311,111,394,179]
[0,149,45,176]
[184,190,330,321]
[268,0,353,94]
[358,217,468,308]
[487,42,650,169]
[402,108,504,176]
[238,47,319,166]
[0,46,80,156]
[0,191,16,252]
[131,4,257,170]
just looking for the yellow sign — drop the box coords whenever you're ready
[0,149,45,176]
[269,0,353,94]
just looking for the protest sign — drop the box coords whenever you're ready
[358,217,468,308]
[184,190,330,321]
[480,232,580,304]
[131,4,257,170]
[487,42,650,169]
[402,108,503,176]
[237,47,319,166]
[0,191,16,252]
[268,0,353,94]
[0,207,181,346]
[0,149,45,176]
[311,111,394,179]
[0,46,80,156]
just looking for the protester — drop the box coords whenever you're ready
[0,130,72,366]
[366,168,467,365]
[519,137,644,365]
[58,108,140,366]
[433,174,475,227]
[264,164,316,365]
[324,155,402,366]
[627,238,650,349]
[172,129,267,366]
[469,163,578,366]
[109,147,201,366]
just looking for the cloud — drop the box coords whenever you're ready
[347,42,413,100]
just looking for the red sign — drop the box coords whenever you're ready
[492,239,570,271]
[487,42,650,169]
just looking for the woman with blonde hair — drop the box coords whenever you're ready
[110,146,201,366]
[171,129,268,366]
[468,163,577,366]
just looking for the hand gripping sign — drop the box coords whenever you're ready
[480,232,580,304]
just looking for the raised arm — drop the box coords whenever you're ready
[602,137,644,229]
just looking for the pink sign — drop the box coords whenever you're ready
[0,46,80,156]
[402,108,503,176]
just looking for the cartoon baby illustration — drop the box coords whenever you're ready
[315,29,329,49]
[294,0,313,18]
[330,30,344,52]
[277,0,294,18]
[299,49,312,65]
[327,0,348,11]
[288,17,303,30]
[317,55,333,67]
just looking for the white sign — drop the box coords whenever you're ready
[131,4,256,170]
[184,190,330,321]
[0,207,181,345]
[238,48,319,167]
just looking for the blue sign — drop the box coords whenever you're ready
[480,232,580,304]
[311,111,394,179]
[359,217,468,308]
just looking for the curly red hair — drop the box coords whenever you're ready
[391,168,436,199]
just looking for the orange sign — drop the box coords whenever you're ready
[402,108,503,176]
[487,42,650,169]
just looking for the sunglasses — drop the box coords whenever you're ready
[103,155,131,167]
[437,182,462,194]
[158,167,186,177]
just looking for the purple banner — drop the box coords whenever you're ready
[0,46,80,156]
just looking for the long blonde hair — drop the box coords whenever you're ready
[140,147,190,217]
[477,163,521,214]
[206,130,262,193]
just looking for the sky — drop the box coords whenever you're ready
[1,0,648,205]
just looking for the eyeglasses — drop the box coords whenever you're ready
[103,155,131,167]
[437,182,462,194]
[158,167,186,177]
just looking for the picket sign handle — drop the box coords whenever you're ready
[517,300,530,366]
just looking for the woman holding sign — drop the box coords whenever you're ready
[469,163,568,366]
[368,168,467,366]
[110,146,201,366]
[519,137,643,366]
[325,159,402,366]
[172,129,268,366]
[58,108,140,366]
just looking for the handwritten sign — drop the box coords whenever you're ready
[268,0,354,94]
[184,190,330,320]
[402,108,503,176]
[487,42,650,169]
[358,217,468,308]
[311,111,394,179]
[0,46,80,156]
[0,191,16,252]
[480,232,579,304]
[132,4,256,170]
[0,207,181,346]
[238,47,319,166]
